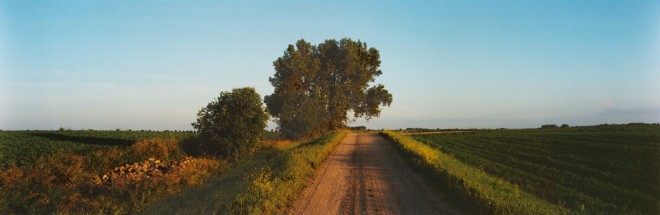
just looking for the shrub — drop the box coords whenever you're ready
[192,87,269,160]
[129,138,183,162]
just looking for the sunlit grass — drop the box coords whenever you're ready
[0,138,222,214]
[145,130,350,214]
[380,130,567,214]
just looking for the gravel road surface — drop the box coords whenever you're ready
[290,133,460,215]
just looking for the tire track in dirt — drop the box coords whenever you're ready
[290,133,459,215]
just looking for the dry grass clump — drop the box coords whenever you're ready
[0,138,222,214]
[130,138,183,162]
[263,139,297,150]
[0,152,101,214]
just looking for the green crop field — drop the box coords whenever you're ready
[0,130,194,166]
[410,124,660,214]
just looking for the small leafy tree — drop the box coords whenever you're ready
[192,87,269,160]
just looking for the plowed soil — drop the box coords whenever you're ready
[290,133,460,215]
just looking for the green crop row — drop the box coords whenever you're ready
[410,124,660,214]
[0,130,195,166]
[380,130,568,215]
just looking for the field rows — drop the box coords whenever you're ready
[0,130,194,166]
[411,124,660,214]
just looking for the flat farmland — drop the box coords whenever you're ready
[410,124,660,214]
[0,130,194,166]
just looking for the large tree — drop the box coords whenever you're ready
[265,38,393,138]
[192,87,269,160]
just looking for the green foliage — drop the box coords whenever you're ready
[192,87,270,160]
[0,130,193,167]
[411,124,660,214]
[145,130,350,214]
[380,130,566,215]
[541,124,559,129]
[265,38,392,139]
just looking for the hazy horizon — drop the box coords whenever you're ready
[2,1,659,130]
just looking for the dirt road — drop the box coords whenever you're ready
[290,133,459,215]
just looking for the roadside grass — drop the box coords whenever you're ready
[380,130,568,215]
[145,130,350,214]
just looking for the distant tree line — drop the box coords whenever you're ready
[541,124,570,129]
[350,126,367,131]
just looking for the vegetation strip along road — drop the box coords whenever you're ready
[380,130,566,214]
[145,131,349,214]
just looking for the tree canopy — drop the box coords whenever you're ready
[265,38,393,139]
[192,87,269,159]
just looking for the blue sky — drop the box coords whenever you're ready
[1,1,659,130]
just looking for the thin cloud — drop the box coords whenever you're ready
[601,107,660,116]
[599,100,613,108]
